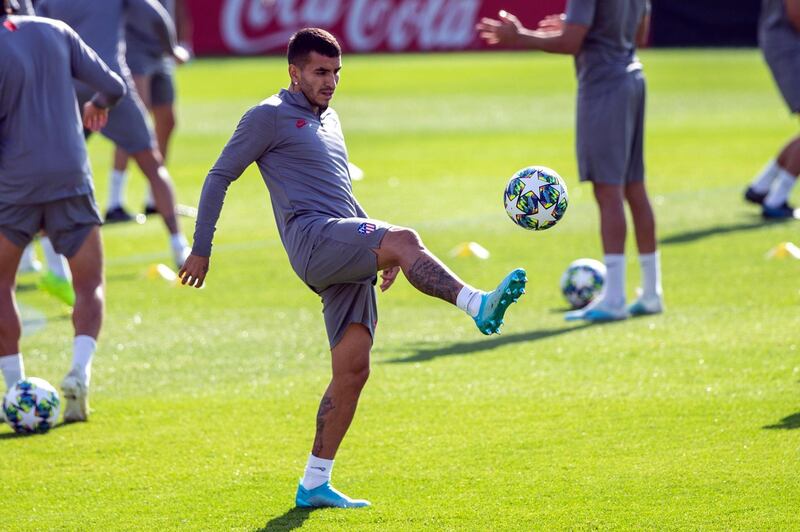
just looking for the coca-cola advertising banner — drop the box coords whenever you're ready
[188,0,567,56]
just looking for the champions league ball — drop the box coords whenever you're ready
[503,166,568,231]
[560,258,606,309]
[3,378,60,434]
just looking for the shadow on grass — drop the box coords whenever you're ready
[384,323,595,364]
[660,216,790,246]
[256,507,316,531]
[0,419,81,440]
[763,412,800,430]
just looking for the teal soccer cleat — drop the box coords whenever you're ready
[473,268,527,335]
[295,481,371,509]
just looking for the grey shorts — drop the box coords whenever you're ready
[764,50,800,113]
[576,71,646,184]
[78,84,155,154]
[303,218,390,348]
[129,57,176,107]
[0,194,102,257]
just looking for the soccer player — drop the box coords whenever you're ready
[744,0,800,219]
[0,0,126,421]
[38,0,192,267]
[477,1,663,322]
[106,0,192,222]
[179,29,527,508]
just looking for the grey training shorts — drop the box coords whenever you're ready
[764,50,800,114]
[303,218,390,348]
[128,56,176,107]
[78,83,155,154]
[0,193,102,257]
[576,70,646,184]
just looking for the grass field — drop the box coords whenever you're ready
[6,49,800,530]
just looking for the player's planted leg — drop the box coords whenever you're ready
[296,323,371,509]
[566,183,629,322]
[62,227,104,422]
[376,227,526,334]
[625,181,663,315]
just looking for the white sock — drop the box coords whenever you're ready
[750,159,779,194]
[639,251,662,299]
[170,233,188,253]
[144,187,155,209]
[71,335,96,386]
[0,353,25,389]
[599,254,626,308]
[301,454,333,490]
[41,237,71,281]
[764,168,797,209]
[456,285,483,318]
[108,169,128,210]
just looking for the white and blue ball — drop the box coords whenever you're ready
[560,258,606,309]
[503,166,568,231]
[3,377,60,434]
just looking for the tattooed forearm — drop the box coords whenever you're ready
[405,254,462,304]
[312,393,335,456]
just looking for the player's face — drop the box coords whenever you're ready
[294,52,341,110]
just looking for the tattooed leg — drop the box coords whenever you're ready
[310,324,372,460]
[405,252,463,304]
[375,227,466,305]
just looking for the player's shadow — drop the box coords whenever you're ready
[762,411,800,430]
[660,217,790,246]
[385,323,595,364]
[256,507,316,531]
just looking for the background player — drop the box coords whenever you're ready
[178,29,527,508]
[477,1,663,322]
[744,0,800,219]
[106,0,193,222]
[38,0,192,267]
[0,0,126,421]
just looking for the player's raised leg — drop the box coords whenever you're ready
[130,148,190,267]
[566,183,629,322]
[374,227,526,335]
[296,323,371,509]
[61,225,104,422]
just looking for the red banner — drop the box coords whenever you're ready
[188,0,566,56]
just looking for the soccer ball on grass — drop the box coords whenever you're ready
[3,377,60,434]
[560,258,606,309]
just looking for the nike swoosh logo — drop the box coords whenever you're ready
[310,466,326,472]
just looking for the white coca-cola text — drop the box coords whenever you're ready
[221,0,481,54]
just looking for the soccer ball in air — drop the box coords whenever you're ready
[503,166,568,231]
[3,378,60,434]
[560,258,606,309]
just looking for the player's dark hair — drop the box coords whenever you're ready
[287,28,341,66]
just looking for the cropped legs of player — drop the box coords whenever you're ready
[477,2,663,322]
[744,0,800,220]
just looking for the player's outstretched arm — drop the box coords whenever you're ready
[476,10,588,55]
[186,105,277,283]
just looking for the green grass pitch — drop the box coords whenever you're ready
[5,50,800,530]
